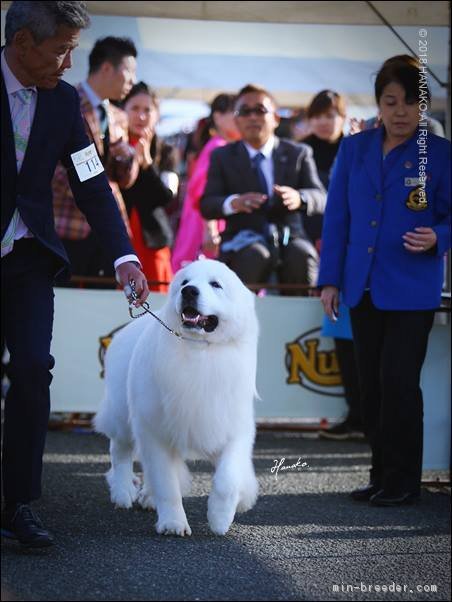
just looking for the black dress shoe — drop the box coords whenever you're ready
[350,483,381,501]
[370,490,420,507]
[319,421,365,441]
[1,504,54,548]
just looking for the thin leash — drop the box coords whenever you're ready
[124,280,209,345]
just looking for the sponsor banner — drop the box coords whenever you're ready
[50,288,450,469]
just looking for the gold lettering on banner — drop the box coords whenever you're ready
[285,328,343,397]
[98,324,127,378]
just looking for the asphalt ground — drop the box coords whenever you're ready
[1,429,450,601]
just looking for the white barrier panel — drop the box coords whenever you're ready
[50,288,450,469]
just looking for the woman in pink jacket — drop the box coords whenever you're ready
[171,94,240,273]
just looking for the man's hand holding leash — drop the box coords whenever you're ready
[116,262,149,307]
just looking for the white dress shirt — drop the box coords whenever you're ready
[223,136,276,215]
[79,80,110,125]
[1,50,36,245]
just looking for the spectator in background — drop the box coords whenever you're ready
[201,84,325,290]
[183,117,209,179]
[159,142,180,199]
[318,56,450,506]
[319,305,364,441]
[290,107,310,142]
[121,82,174,291]
[302,90,364,441]
[52,36,139,281]
[171,93,240,273]
[303,90,346,248]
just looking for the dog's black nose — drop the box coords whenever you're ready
[181,285,199,299]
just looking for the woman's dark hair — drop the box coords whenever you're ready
[375,55,431,105]
[198,93,237,150]
[159,143,179,172]
[122,81,159,110]
[307,89,346,119]
[122,82,160,160]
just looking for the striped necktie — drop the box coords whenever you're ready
[1,88,34,258]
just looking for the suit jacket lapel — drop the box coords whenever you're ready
[19,87,56,181]
[1,73,18,230]
[77,83,104,156]
[383,132,418,190]
[233,142,256,188]
[1,73,17,180]
[362,128,384,194]
[272,137,289,187]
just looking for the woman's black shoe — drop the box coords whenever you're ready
[1,503,54,548]
[350,484,381,501]
[370,490,420,507]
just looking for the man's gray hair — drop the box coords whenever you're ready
[5,1,90,46]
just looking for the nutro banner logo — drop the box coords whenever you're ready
[98,324,127,378]
[285,327,344,397]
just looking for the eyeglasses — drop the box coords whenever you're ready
[234,105,272,118]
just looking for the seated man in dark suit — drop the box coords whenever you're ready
[200,84,326,290]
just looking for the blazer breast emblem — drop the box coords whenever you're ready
[406,187,428,211]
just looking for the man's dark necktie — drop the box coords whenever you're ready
[252,152,269,197]
[98,103,110,159]
[252,151,281,247]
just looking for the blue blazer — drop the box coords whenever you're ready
[1,73,134,279]
[318,128,450,310]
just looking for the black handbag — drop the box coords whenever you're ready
[141,207,174,250]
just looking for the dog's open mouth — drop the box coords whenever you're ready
[181,307,219,332]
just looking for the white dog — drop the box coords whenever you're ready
[94,259,259,536]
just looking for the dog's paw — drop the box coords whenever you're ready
[137,488,156,511]
[207,510,233,536]
[156,517,192,537]
[106,469,139,509]
[237,478,259,513]
[110,486,138,509]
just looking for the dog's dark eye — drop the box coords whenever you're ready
[210,281,222,289]
[181,280,188,286]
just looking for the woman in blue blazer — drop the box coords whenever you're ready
[318,55,450,506]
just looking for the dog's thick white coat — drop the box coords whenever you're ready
[95,259,259,536]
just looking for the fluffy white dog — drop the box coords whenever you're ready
[94,259,259,536]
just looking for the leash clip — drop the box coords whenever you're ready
[125,279,150,319]
[125,279,208,344]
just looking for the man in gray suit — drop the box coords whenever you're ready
[200,84,325,290]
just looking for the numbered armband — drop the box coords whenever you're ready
[70,143,104,182]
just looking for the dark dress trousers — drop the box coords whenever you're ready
[1,74,135,503]
[200,138,325,286]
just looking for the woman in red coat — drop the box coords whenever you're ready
[121,82,176,291]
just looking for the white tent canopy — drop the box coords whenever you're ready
[1,0,449,25]
[1,1,449,133]
[80,1,450,27]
